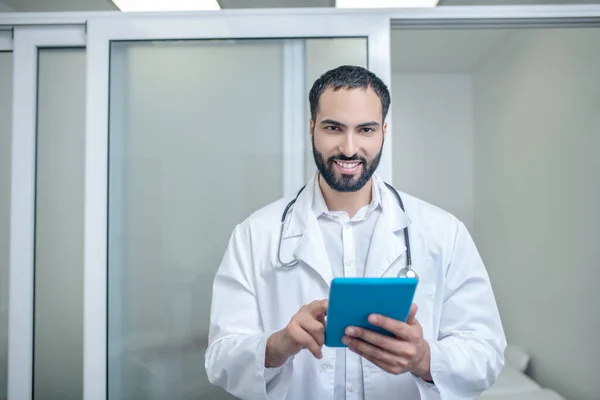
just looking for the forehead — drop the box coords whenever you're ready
[316,86,382,122]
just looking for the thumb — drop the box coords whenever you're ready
[318,299,329,316]
[406,303,418,325]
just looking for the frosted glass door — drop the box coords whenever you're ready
[34,48,86,400]
[108,39,285,400]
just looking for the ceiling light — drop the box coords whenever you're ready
[112,0,220,12]
[336,0,438,8]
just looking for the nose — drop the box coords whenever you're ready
[339,132,357,157]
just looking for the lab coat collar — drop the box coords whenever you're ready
[280,172,412,283]
[363,174,412,277]
[280,172,333,286]
[375,173,412,233]
[281,175,315,240]
[282,171,405,239]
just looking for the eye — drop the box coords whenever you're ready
[325,125,341,131]
[361,127,375,133]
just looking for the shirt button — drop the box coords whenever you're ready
[320,364,328,373]
[348,383,357,392]
[346,260,354,267]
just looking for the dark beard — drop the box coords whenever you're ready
[311,134,383,193]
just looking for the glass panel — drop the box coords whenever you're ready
[0,51,12,400]
[391,27,600,400]
[108,39,284,400]
[304,38,367,179]
[34,48,86,400]
[107,37,367,399]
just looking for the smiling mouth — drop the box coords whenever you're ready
[334,159,362,173]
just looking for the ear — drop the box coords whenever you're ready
[382,121,387,140]
[309,119,315,139]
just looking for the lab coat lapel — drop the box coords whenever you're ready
[280,175,333,287]
[364,178,410,278]
[293,215,333,286]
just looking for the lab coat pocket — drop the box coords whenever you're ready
[414,283,437,341]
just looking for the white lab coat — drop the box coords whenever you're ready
[205,173,506,400]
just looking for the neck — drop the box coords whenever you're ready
[319,174,373,218]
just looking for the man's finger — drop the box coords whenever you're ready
[349,345,406,375]
[308,299,329,318]
[289,323,323,359]
[343,336,401,367]
[300,317,325,346]
[345,326,398,353]
[406,304,418,325]
[368,314,412,341]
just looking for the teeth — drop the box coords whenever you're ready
[336,160,359,169]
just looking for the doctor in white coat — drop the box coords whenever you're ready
[205,65,506,400]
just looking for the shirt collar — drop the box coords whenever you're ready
[311,172,382,219]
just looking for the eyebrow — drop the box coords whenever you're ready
[320,119,380,129]
[320,119,346,128]
[356,121,380,129]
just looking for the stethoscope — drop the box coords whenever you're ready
[276,181,417,280]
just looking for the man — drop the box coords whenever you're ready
[205,65,506,400]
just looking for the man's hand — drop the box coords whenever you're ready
[265,299,328,368]
[342,303,432,382]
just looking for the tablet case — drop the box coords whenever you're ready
[324,277,419,347]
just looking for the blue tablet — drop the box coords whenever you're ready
[324,277,419,348]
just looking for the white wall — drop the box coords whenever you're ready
[392,73,474,231]
[473,28,600,400]
[0,0,16,12]
[0,51,12,398]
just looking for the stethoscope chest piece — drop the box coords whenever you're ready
[398,267,418,280]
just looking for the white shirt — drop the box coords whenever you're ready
[312,175,382,400]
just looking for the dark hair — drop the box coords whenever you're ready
[308,65,391,122]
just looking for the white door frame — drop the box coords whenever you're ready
[0,27,12,400]
[388,3,600,21]
[0,30,11,51]
[83,10,391,400]
[7,25,86,400]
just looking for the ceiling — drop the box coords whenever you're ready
[2,0,600,12]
